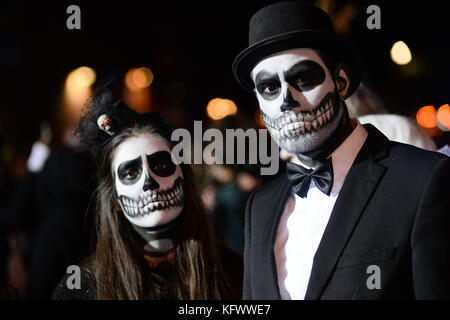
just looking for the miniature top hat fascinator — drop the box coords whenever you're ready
[76,79,140,152]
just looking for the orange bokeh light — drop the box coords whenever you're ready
[416,105,437,129]
[254,109,266,128]
[125,67,154,92]
[206,98,238,120]
[437,104,450,130]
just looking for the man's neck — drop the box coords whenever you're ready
[297,102,355,165]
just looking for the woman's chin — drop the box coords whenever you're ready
[125,206,183,228]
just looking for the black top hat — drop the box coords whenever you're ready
[232,1,361,97]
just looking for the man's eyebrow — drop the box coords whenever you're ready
[254,70,279,84]
[284,60,324,78]
[117,156,142,173]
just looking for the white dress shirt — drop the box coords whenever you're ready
[274,119,368,300]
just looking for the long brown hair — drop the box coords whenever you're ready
[84,113,232,299]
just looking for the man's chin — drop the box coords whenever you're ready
[277,135,324,155]
[274,122,340,156]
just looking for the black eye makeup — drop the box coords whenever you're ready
[147,151,176,177]
[285,60,325,92]
[254,71,281,100]
[118,156,143,185]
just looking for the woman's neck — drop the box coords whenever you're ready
[144,238,174,254]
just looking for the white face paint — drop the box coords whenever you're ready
[112,133,184,228]
[251,48,344,154]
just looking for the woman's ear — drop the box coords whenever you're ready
[334,64,351,99]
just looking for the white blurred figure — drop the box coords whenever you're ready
[26,122,52,173]
[358,114,437,151]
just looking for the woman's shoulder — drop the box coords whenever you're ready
[52,267,96,300]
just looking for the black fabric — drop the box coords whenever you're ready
[232,1,361,97]
[51,245,243,300]
[286,158,333,198]
[51,268,96,300]
[243,124,450,299]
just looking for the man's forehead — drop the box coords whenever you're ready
[251,48,325,78]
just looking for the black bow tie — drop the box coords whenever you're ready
[286,159,334,198]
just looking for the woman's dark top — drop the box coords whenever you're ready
[51,245,243,300]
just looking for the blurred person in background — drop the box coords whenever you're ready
[346,82,437,151]
[201,115,264,254]
[207,164,262,254]
[0,121,96,299]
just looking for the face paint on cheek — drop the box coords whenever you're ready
[113,135,185,228]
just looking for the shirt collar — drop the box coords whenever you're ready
[329,118,368,195]
[293,118,368,196]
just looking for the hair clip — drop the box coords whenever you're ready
[97,114,115,136]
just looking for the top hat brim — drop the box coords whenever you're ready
[232,30,362,98]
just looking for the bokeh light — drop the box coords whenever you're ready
[390,41,412,65]
[68,66,96,88]
[254,109,266,128]
[437,104,450,131]
[123,67,153,113]
[125,67,154,91]
[206,98,238,120]
[63,66,96,127]
[416,105,437,128]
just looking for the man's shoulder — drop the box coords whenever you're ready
[383,140,448,169]
[252,173,288,198]
[246,173,290,218]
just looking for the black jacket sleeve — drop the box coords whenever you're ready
[411,156,450,299]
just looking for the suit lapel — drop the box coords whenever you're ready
[304,124,389,299]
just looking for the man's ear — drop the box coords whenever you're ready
[333,63,351,99]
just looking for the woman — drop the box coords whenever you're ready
[52,84,242,299]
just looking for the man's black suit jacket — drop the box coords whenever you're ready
[243,124,450,299]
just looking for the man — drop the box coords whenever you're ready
[232,1,449,299]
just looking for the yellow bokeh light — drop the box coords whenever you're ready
[125,67,154,91]
[63,66,96,128]
[206,98,238,120]
[67,66,96,88]
[390,41,412,65]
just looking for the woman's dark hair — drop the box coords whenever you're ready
[78,88,232,299]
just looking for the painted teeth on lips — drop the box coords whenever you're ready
[120,182,184,218]
[264,97,335,138]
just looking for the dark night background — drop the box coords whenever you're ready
[0,0,449,300]
[1,0,449,158]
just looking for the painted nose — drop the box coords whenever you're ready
[280,89,300,112]
[143,173,159,191]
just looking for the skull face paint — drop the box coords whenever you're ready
[112,133,184,228]
[251,48,344,155]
